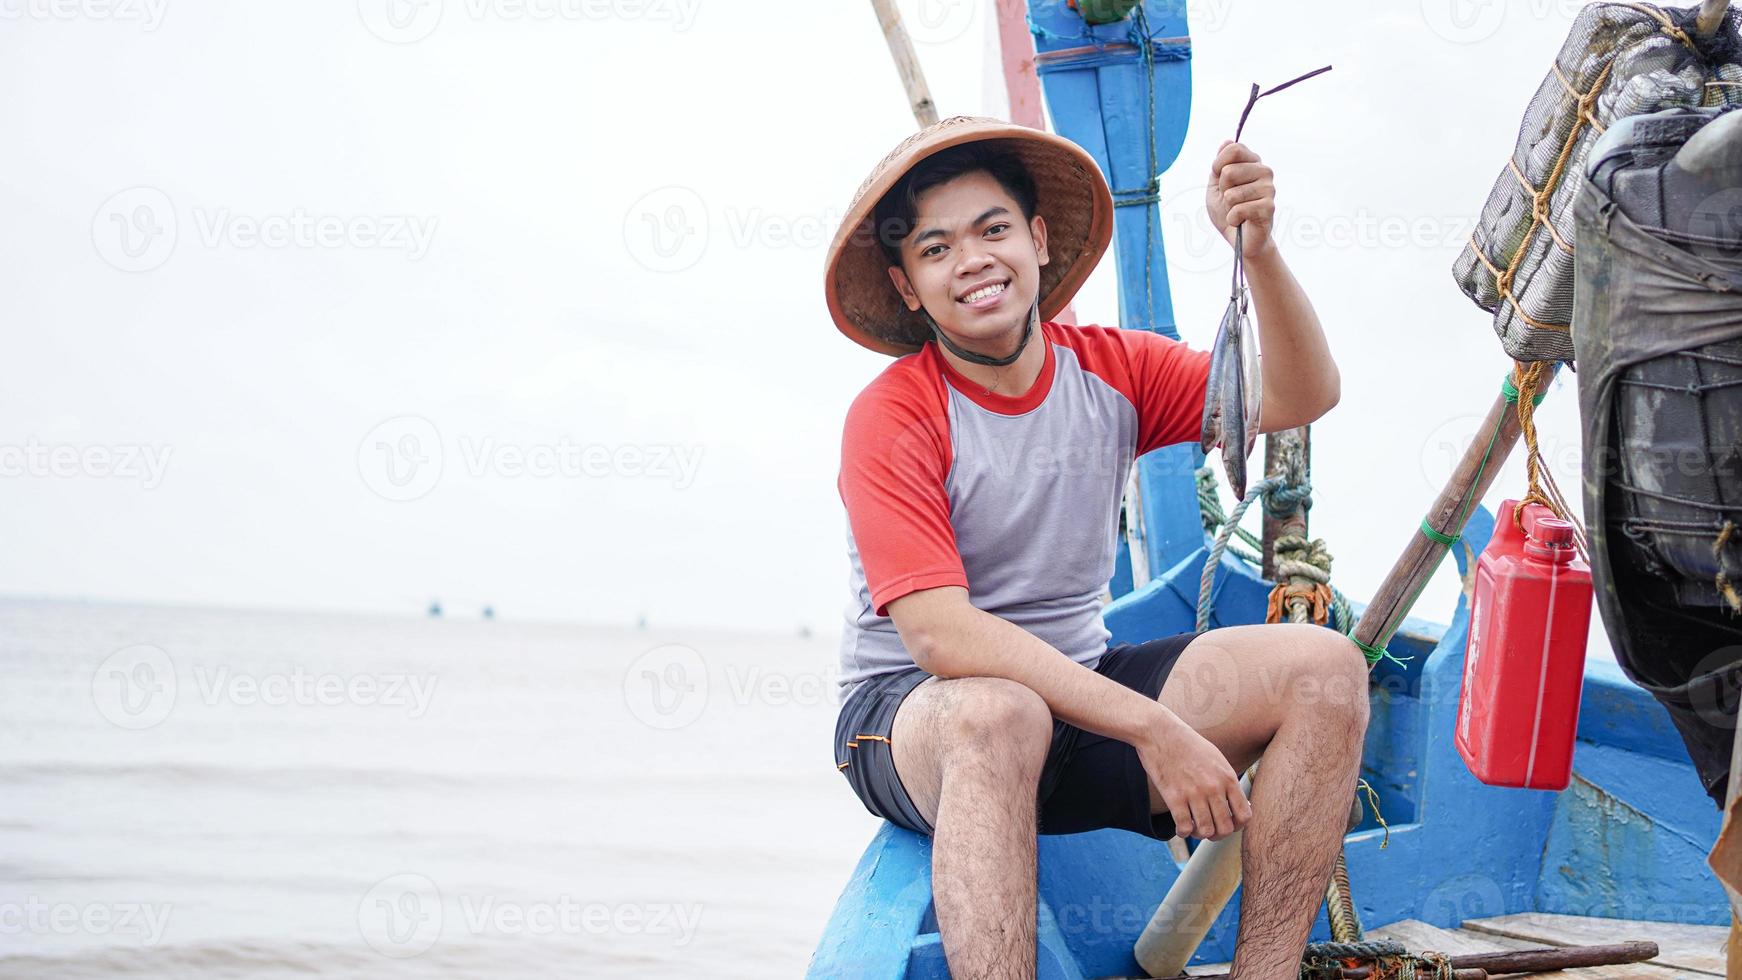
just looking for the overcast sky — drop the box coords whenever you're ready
[1,0,1602,639]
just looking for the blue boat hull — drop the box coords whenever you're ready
[806,504,1727,978]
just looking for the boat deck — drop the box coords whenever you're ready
[1174,914,1729,980]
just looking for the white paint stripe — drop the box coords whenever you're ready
[1524,557,1560,786]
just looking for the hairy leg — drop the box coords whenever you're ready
[1154,624,1370,980]
[891,676,1054,980]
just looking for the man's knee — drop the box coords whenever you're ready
[934,677,1052,775]
[1281,625,1371,733]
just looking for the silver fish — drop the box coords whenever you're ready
[1198,285,1262,499]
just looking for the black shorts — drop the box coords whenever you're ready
[832,632,1202,841]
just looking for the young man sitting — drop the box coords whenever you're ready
[824,116,1366,980]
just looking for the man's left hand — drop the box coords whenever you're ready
[1205,140,1276,259]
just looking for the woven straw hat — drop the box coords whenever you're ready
[824,115,1115,356]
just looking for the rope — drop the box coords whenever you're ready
[1302,941,1453,980]
[1465,58,1615,335]
[1196,466,1265,562]
[1198,474,1282,631]
[1717,520,1741,614]
[1510,361,1592,562]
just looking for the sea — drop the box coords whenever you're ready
[0,597,877,978]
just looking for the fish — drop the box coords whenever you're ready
[1198,283,1262,500]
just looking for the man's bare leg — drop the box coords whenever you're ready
[890,675,1054,979]
[1154,623,1370,980]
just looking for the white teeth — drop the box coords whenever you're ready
[961,282,1007,303]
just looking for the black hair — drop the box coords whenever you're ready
[871,140,1039,269]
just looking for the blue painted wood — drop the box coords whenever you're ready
[810,0,1726,968]
[1029,0,1204,583]
[807,500,1729,977]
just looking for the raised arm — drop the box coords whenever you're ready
[1205,140,1341,434]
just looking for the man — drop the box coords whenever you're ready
[824,116,1365,979]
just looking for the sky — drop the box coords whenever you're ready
[1,0,1605,639]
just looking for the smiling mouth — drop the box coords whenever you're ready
[958,280,1009,306]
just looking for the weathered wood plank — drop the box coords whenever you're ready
[1463,913,1725,976]
[1365,919,1696,980]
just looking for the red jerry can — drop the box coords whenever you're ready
[1455,499,1594,790]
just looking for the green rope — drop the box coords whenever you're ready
[1501,372,1548,406]
[1418,520,1460,546]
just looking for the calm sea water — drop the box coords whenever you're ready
[0,598,876,978]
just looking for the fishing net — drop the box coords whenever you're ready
[1454,1,1742,363]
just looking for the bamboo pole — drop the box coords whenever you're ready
[868,0,940,128]
[1133,774,1252,978]
[1186,941,1658,980]
[1352,374,1546,656]
[1696,0,1730,43]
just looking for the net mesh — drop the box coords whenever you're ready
[1454,2,1742,363]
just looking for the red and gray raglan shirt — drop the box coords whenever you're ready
[836,320,1214,699]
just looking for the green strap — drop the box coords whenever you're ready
[1418,520,1460,547]
[1351,633,1407,671]
[1501,373,1549,407]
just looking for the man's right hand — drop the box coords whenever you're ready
[1134,706,1251,841]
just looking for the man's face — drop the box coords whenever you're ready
[887,170,1050,349]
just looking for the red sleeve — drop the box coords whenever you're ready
[1112,327,1214,456]
[838,378,968,617]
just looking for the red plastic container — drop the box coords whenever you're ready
[1456,500,1594,790]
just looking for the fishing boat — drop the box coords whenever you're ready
[810,1,1740,977]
